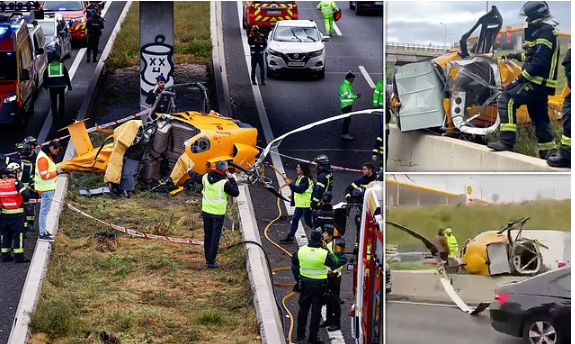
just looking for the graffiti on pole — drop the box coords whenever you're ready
[140,34,175,98]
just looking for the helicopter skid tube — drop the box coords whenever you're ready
[436,266,490,315]
[451,91,501,136]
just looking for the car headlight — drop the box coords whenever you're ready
[4,95,17,103]
[309,49,324,58]
[267,49,282,57]
[72,17,86,26]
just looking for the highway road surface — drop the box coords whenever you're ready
[222,1,383,343]
[0,2,126,342]
[386,301,524,344]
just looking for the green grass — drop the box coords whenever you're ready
[388,262,436,270]
[386,199,571,247]
[106,2,212,72]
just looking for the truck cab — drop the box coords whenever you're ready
[0,13,38,128]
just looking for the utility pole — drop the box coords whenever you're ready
[440,22,447,47]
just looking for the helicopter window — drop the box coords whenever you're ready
[191,136,211,154]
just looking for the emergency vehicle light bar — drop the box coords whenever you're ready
[0,1,41,12]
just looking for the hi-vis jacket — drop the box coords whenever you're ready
[43,61,72,89]
[339,79,358,109]
[0,177,30,215]
[34,150,58,193]
[292,242,338,283]
[187,170,240,216]
[290,175,313,209]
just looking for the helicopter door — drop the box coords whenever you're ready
[486,243,511,276]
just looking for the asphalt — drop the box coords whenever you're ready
[0,3,125,343]
[386,301,524,344]
[222,2,383,343]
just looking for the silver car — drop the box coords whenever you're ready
[37,12,73,59]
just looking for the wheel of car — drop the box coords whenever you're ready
[355,4,362,15]
[266,67,274,79]
[317,68,325,80]
[522,315,562,344]
[349,2,355,10]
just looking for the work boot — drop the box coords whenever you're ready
[547,155,571,168]
[14,253,30,264]
[279,236,294,244]
[252,80,257,86]
[261,80,266,85]
[539,149,555,160]
[487,141,514,152]
[296,331,306,341]
[1,254,13,262]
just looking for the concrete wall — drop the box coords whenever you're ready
[386,125,569,172]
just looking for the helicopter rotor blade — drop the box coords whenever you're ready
[264,184,291,202]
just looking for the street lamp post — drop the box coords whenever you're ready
[440,22,447,47]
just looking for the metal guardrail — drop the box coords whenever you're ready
[386,42,453,51]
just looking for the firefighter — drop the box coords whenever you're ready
[339,72,361,140]
[487,1,560,159]
[372,80,385,171]
[280,163,314,244]
[86,1,101,18]
[291,227,338,343]
[547,43,571,168]
[344,162,376,201]
[320,226,347,331]
[316,1,339,37]
[187,161,240,268]
[313,191,335,231]
[445,228,459,260]
[86,9,105,63]
[248,25,266,86]
[43,52,72,119]
[35,140,64,242]
[310,154,334,212]
[15,137,38,232]
[0,163,31,263]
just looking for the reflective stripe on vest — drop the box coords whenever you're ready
[0,178,23,213]
[327,241,342,276]
[298,245,329,280]
[446,235,458,258]
[201,174,228,215]
[294,175,313,208]
[48,62,64,77]
[34,150,57,192]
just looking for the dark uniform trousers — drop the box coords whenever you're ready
[497,81,556,158]
[202,212,224,266]
[297,281,326,341]
[87,35,101,61]
[250,54,265,83]
[325,274,342,326]
[1,213,25,259]
[50,88,66,118]
[560,92,571,161]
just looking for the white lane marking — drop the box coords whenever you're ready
[333,22,342,36]
[387,300,491,311]
[235,2,345,343]
[37,1,113,143]
[359,65,375,89]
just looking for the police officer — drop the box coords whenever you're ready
[344,162,376,201]
[320,226,347,331]
[313,191,335,230]
[316,1,339,37]
[15,137,38,232]
[339,72,361,140]
[548,44,571,168]
[488,1,560,159]
[372,80,385,170]
[248,25,266,86]
[291,227,338,343]
[310,154,334,212]
[43,52,72,119]
[86,9,104,63]
[0,163,31,263]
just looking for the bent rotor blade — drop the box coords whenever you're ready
[256,109,383,167]
[264,184,291,202]
[437,266,491,316]
[386,221,439,257]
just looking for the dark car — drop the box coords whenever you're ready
[385,261,391,293]
[349,1,383,15]
[489,266,571,344]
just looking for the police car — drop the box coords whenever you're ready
[264,19,328,79]
[35,12,72,59]
[41,1,89,44]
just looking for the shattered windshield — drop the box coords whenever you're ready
[273,26,319,43]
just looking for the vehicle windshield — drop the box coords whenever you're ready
[0,52,17,81]
[39,21,55,35]
[42,1,84,11]
[273,26,319,43]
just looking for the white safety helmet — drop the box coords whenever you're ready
[6,162,20,173]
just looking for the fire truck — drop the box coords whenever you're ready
[347,181,384,344]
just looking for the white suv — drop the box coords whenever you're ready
[265,19,328,79]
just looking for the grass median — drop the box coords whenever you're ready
[106,2,212,72]
[386,199,571,247]
[28,174,259,344]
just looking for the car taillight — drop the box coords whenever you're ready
[494,292,510,305]
[558,262,566,268]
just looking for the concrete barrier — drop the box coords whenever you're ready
[388,270,529,305]
[387,125,570,172]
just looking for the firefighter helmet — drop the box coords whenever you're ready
[314,154,330,166]
[6,162,20,173]
[520,1,551,23]
[24,136,38,147]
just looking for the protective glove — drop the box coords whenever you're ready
[293,280,302,293]
[504,53,522,61]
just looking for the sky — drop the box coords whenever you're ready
[386,1,572,46]
[388,174,571,203]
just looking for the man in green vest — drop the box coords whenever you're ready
[43,52,72,119]
[339,72,361,140]
[187,161,239,269]
[316,1,339,37]
[320,225,347,331]
[292,227,338,343]
[445,228,459,259]
[35,140,64,242]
